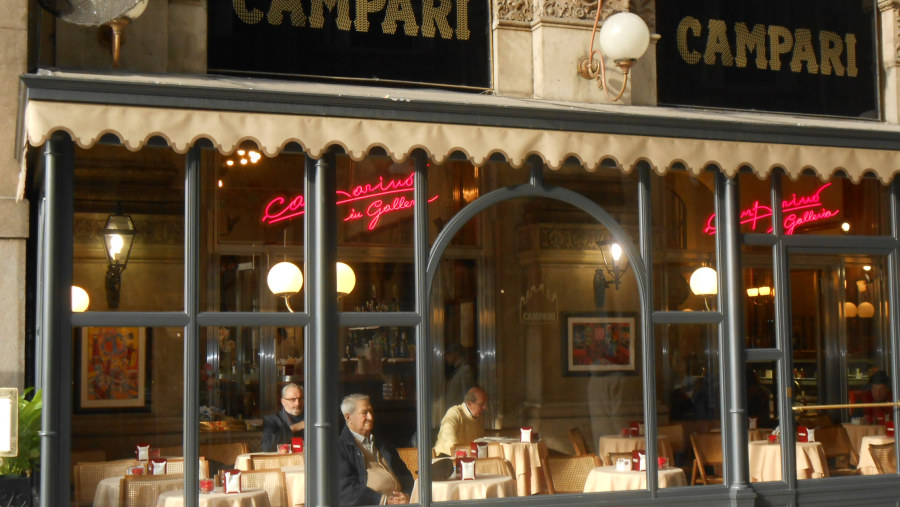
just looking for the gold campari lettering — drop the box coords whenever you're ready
[232,0,470,40]
[675,16,857,77]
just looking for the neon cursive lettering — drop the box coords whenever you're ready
[704,183,839,235]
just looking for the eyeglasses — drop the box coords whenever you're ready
[282,397,302,402]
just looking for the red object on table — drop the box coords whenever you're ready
[797,426,809,443]
[887,421,895,437]
[292,437,304,453]
[631,450,646,471]
[200,478,214,493]
[768,433,777,443]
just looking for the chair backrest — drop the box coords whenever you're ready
[568,427,590,455]
[868,442,897,474]
[690,432,723,485]
[120,473,184,507]
[73,458,140,505]
[546,454,602,494]
[658,423,686,455]
[605,451,633,467]
[814,426,853,465]
[396,447,419,479]
[240,469,288,507]
[200,441,250,468]
[250,453,305,470]
[162,457,211,478]
[474,457,515,480]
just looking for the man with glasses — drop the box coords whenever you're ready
[433,387,488,457]
[261,382,305,452]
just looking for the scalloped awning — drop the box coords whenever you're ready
[20,73,900,183]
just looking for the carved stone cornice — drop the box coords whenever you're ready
[877,0,900,13]
[630,0,655,31]
[538,0,627,22]
[495,0,534,22]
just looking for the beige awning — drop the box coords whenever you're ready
[21,72,900,183]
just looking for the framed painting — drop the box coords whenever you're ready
[562,313,636,375]
[78,327,150,411]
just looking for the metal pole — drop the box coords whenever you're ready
[39,132,74,506]
[413,150,432,504]
[307,153,339,507]
[182,146,202,506]
[637,163,659,495]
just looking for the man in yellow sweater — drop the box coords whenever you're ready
[433,387,489,457]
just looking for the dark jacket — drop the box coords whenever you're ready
[260,410,303,452]
[338,425,414,506]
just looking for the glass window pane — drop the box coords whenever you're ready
[781,174,889,236]
[339,325,417,506]
[655,323,721,488]
[738,171,773,235]
[743,246,776,349]
[73,145,185,312]
[70,326,184,504]
[201,148,307,313]
[652,171,718,311]
[427,159,482,248]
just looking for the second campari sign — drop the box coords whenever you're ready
[208,0,490,88]
[656,0,878,118]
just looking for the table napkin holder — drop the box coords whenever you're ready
[629,421,643,437]
[475,441,488,458]
[887,421,895,437]
[749,417,758,430]
[135,442,150,462]
[631,450,646,471]
[292,437,304,453]
[224,469,242,493]
[520,427,532,443]
[615,457,630,471]
[797,426,809,443]
[149,457,167,475]
[460,457,476,480]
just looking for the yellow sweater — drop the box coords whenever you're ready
[433,402,484,457]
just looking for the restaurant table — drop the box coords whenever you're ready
[856,435,894,475]
[478,437,546,495]
[157,487,271,506]
[749,428,774,441]
[93,476,122,506]
[582,465,687,492]
[842,423,886,465]
[409,474,517,502]
[747,440,829,482]
[596,435,674,465]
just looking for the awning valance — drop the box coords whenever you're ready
[20,72,900,183]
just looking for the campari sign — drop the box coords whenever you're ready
[656,0,878,118]
[209,0,490,88]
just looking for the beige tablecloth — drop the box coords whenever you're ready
[597,435,674,465]
[156,487,271,507]
[93,476,122,506]
[856,435,894,475]
[582,466,687,492]
[482,439,544,495]
[747,441,829,482]
[842,423,886,465]
[409,474,517,502]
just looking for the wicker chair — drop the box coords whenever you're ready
[73,458,140,506]
[120,473,184,507]
[545,454,602,494]
[605,451,633,467]
[474,457,516,480]
[568,427,590,456]
[868,442,897,474]
[397,447,419,479]
[240,468,289,507]
[814,426,859,476]
[250,452,305,470]
[162,457,211,478]
[200,441,250,468]
[690,433,724,485]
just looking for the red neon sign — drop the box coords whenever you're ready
[262,173,439,230]
[703,183,840,235]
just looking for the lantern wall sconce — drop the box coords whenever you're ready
[593,234,628,308]
[576,4,651,101]
[102,214,136,309]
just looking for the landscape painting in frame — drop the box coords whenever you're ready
[564,313,635,374]
[80,327,148,410]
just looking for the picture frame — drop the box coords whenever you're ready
[77,327,150,412]
[562,313,636,375]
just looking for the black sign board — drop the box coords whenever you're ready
[656,0,878,118]
[208,0,490,89]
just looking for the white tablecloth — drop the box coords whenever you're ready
[857,435,894,475]
[479,438,545,495]
[409,474,516,502]
[597,435,674,465]
[156,487,271,507]
[93,476,122,506]
[842,423,886,465]
[747,441,829,482]
[582,466,687,492]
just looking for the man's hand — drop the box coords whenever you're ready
[387,491,409,504]
[291,420,305,432]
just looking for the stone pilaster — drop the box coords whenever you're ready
[878,0,900,123]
